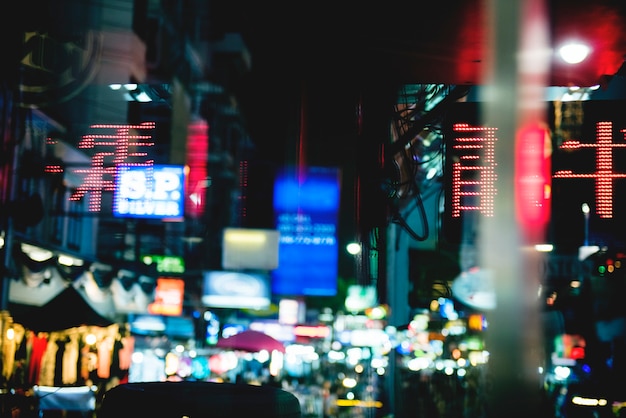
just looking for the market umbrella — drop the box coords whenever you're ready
[215,330,286,353]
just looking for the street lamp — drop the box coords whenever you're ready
[579,203,600,261]
[346,242,362,256]
[581,203,590,246]
[558,42,591,64]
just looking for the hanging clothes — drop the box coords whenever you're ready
[28,332,48,386]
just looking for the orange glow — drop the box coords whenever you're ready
[293,325,330,338]
[148,277,185,316]
[467,314,485,331]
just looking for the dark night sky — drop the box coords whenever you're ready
[219,2,626,257]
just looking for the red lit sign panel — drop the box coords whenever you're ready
[449,123,498,219]
[515,123,552,243]
[46,122,156,213]
[553,121,626,219]
[68,122,156,212]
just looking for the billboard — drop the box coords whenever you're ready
[202,271,271,310]
[222,228,279,270]
[272,166,340,296]
[147,277,185,316]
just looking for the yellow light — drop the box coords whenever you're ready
[571,396,606,407]
[21,243,53,262]
[84,333,97,345]
[336,399,383,408]
[224,229,267,245]
[58,254,84,267]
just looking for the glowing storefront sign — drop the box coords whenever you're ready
[148,277,185,316]
[113,164,185,219]
[142,255,185,273]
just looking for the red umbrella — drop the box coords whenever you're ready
[215,330,286,353]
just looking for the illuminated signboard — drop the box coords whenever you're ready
[272,166,340,296]
[52,122,157,212]
[448,122,498,219]
[185,118,209,217]
[202,271,271,310]
[550,100,626,250]
[113,164,185,219]
[443,104,498,244]
[147,277,185,316]
[444,101,626,250]
[142,255,185,273]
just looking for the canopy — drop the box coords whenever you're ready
[215,330,285,353]
[9,286,114,332]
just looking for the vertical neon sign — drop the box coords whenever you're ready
[515,123,552,243]
[449,123,498,218]
[272,166,340,296]
[185,119,209,217]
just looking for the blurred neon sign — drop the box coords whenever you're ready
[449,123,498,218]
[553,121,626,219]
[444,101,626,247]
[272,166,340,296]
[113,164,185,219]
[46,122,156,212]
[148,277,185,316]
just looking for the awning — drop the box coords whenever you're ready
[8,286,114,332]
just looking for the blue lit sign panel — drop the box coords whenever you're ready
[113,165,185,219]
[272,166,340,296]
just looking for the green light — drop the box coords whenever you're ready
[598,265,606,274]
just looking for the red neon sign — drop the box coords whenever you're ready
[46,122,156,212]
[185,119,209,217]
[515,123,552,243]
[449,123,498,218]
[553,121,626,219]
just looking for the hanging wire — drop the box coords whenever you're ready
[386,84,463,243]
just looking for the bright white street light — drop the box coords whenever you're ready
[558,42,591,64]
[346,242,362,255]
[582,202,590,246]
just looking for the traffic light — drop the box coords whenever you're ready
[591,250,626,277]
